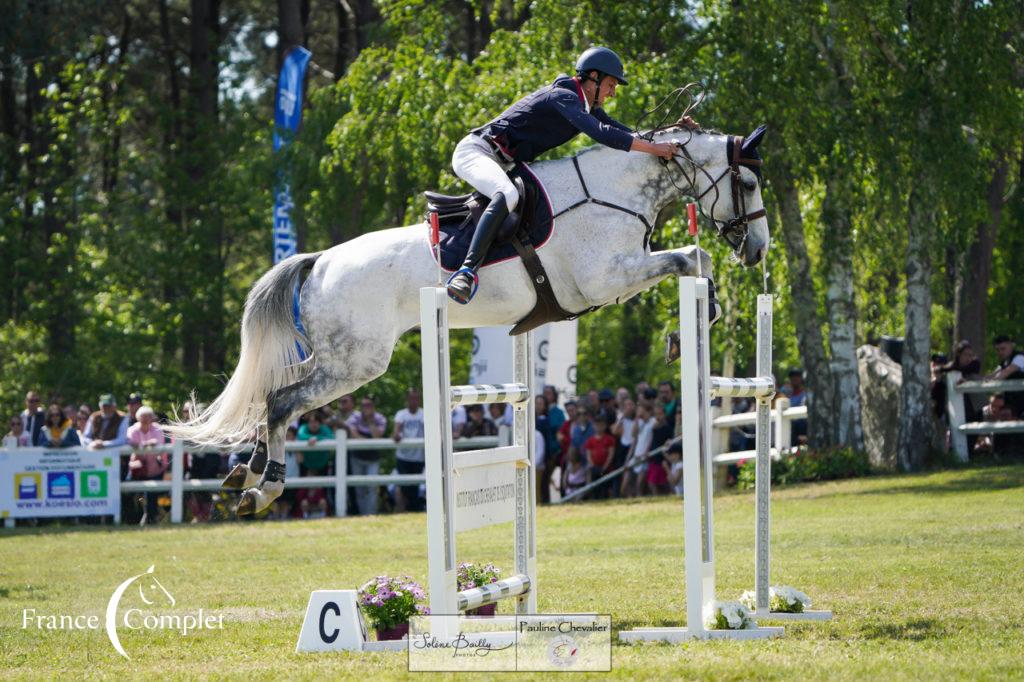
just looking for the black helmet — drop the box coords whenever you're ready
[575,46,628,85]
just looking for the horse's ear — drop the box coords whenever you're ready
[743,125,767,153]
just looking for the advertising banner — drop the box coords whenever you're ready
[0,448,121,519]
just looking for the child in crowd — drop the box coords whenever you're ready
[562,449,588,498]
[583,413,616,499]
[622,401,654,498]
[296,486,328,519]
[665,442,684,497]
[645,403,673,495]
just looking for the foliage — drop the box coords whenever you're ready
[456,561,502,591]
[737,446,872,490]
[0,0,1020,443]
[357,574,428,631]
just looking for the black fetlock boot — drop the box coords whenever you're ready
[447,192,509,304]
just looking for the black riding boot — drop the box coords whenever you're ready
[447,192,509,304]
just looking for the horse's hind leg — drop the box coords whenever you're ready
[235,354,392,516]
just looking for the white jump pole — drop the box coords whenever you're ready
[420,287,537,644]
[619,277,782,642]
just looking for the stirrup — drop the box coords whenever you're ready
[446,267,480,304]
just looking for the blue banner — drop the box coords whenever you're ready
[273,46,312,264]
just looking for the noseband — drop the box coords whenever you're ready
[669,134,766,253]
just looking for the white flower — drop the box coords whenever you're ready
[703,600,754,630]
[770,585,811,613]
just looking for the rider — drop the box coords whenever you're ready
[446,46,682,304]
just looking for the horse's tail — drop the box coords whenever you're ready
[166,251,324,448]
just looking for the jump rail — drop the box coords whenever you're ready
[944,372,1024,461]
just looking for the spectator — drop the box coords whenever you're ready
[785,369,808,445]
[535,395,555,503]
[127,406,169,525]
[20,391,44,446]
[392,389,426,513]
[582,413,616,499]
[611,398,637,495]
[568,407,594,468]
[556,400,578,469]
[543,385,566,455]
[597,388,617,424]
[487,402,513,430]
[657,381,678,424]
[562,449,588,498]
[989,335,1024,417]
[296,486,328,519]
[451,404,467,439]
[615,387,631,413]
[634,381,651,404]
[346,396,386,515]
[973,393,1016,455]
[584,389,601,414]
[4,415,30,448]
[623,401,655,498]
[665,442,684,496]
[324,394,356,436]
[272,425,300,521]
[463,403,497,438]
[126,392,143,426]
[82,394,129,450]
[39,404,80,448]
[298,410,334,476]
[644,404,674,496]
[74,406,91,441]
[62,404,77,423]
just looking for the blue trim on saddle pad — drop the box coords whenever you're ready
[433,163,554,273]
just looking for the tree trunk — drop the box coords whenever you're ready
[897,184,934,471]
[767,160,835,448]
[277,0,305,69]
[821,176,864,450]
[954,153,1010,365]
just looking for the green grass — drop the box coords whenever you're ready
[2,466,1023,680]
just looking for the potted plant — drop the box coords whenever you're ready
[457,562,502,616]
[703,600,756,630]
[740,585,813,614]
[358,575,428,641]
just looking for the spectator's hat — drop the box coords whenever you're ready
[598,388,614,401]
[993,334,1012,345]
[99,393,116,407]
[127,392,143,404]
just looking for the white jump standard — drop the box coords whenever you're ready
[420,286,538,643]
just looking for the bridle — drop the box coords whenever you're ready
[667,131,766,254]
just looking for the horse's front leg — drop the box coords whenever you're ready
[604,246,716,307]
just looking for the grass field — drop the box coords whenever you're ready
[2,465,1023,680]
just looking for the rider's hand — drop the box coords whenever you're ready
[631,138,677,159]
[678,115,698,129]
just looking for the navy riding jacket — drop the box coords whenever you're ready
[472,74,634,163]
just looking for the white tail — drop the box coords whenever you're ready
[165,251,323,448]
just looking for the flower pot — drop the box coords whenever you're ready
[375,621,410,641]
[466,602,497,617]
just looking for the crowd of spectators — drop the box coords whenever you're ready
[7,333,1019,525]
[931,334,1024,455]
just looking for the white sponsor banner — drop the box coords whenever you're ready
[470,321,577,403]
[452,462,516,532]
[0,447,121,519]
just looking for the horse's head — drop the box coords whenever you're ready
[137,565,176,607]
[660,124,770,266]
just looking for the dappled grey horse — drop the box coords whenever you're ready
[166,123,770,514]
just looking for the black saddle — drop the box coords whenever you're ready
[423,165,574,335]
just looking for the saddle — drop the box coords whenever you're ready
[424,164,574,335]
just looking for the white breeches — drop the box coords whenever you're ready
[451,134,520,212]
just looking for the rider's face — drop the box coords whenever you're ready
[596,75,618,106]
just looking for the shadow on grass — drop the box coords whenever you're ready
[845,465,1024,498]
[859,618,948,641]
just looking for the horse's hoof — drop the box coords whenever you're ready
[665,331,680,364]
[236,490,257,516]
[222,464,250,490]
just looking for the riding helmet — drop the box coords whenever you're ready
[575,46,628,85]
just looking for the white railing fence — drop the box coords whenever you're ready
[945,371,1024,461]
[1,435,501,526]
